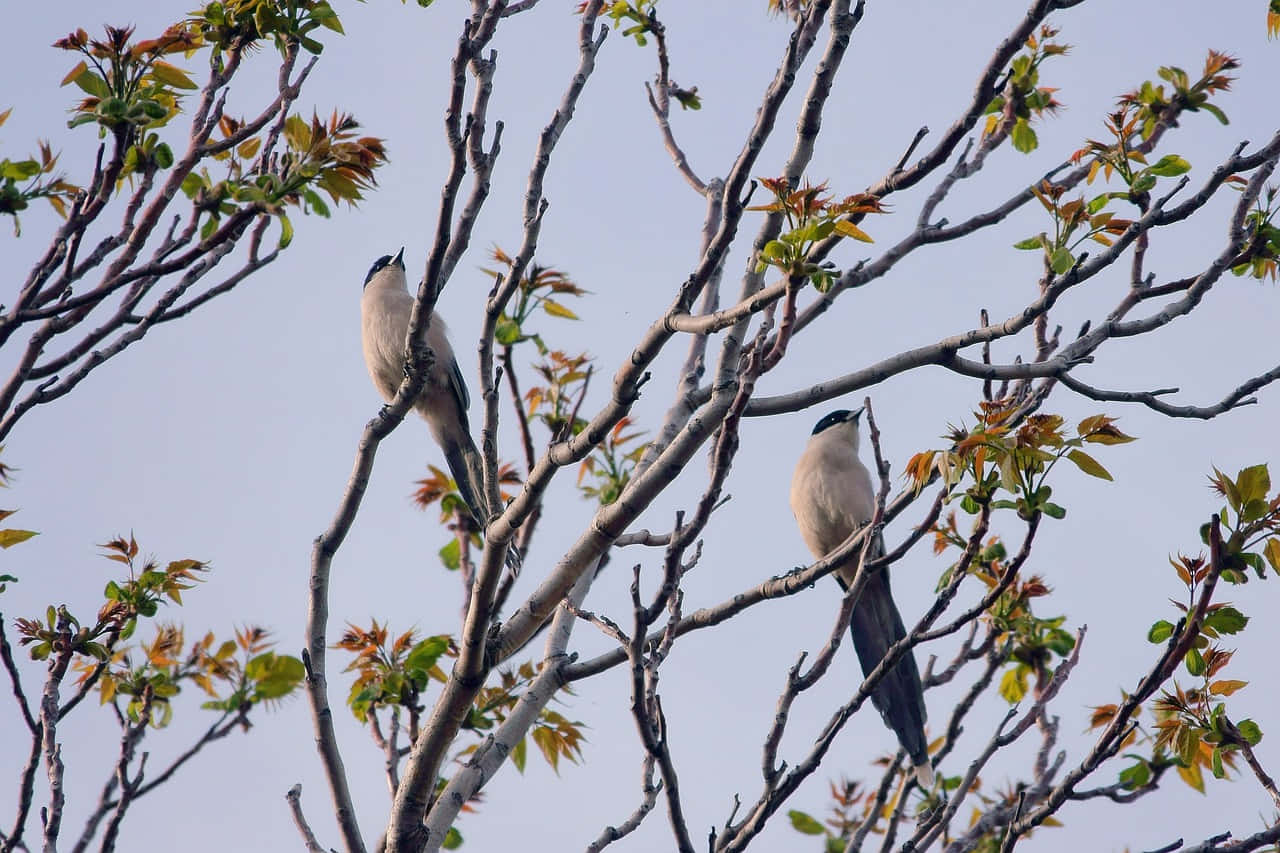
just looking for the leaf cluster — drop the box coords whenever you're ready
[0,112,80,233]
[526,350,593,437]
[982,25,1069,154]
[487,247,587,354]
[55,24,200,139]
[905,406,1136,521]
[93,624,300,725]
[337,623,585,773]
[1103,464,1278,795]
[1012,180,1137,273]
[190,0,345,57]
[180,110,386,245]
[595,0,660,47]
[750,177,883,292]
[13,534,300,726]
[1117,50,1238,140]
[1071,110,1194,201]
[338,622,453,723]
[1232,184,1280,281]
[577,417,646,506]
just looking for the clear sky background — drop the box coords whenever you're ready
[3,2,1280,851]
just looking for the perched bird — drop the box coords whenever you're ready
[361,248,488,525]
[789,408,933,788]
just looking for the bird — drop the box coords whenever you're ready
[789,407,933,788]
[361,247,489,526]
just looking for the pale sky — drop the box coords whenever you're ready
[3,2,1280,851]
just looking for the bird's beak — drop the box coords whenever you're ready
[849,407,865,422]
[393,247,405,268]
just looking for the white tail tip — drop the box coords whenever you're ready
[913,762,935,789]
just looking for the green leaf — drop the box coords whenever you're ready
[312,2,345,33]
[1119,759,1151,790]
[1045,628,1075,656]
[406,636,449,675]
[180,171,204,198]
[302,188,331,218]
[1147,620,1174,643]
[1236,719,1262,746]
[438,538,460,570]
[1185,647,1206,676]
[1042,502,1066,519]
[442,827,462,850]
[1067,449,1112,481]
[1010,119,1038,153]
[1012,236,1042,250]
[0,529,38,549]
[673,89,701,111]
[788,810,825,835]
[495,316,522,346]
[1205,606,1248,635]
[153,143,174,170]
[999,667,1027,703]
[72,68,111,99]
[1241,498,1270,523]
[511,737,527,773]
[760,240,787,261]
[1211,746,1225,779]
[1148,155,1191,177]
[1199,103,1229,125]
[277,213,293,249]
[1236,464,1270,505]
[150,60,199,90]
[1050,247,1075,275]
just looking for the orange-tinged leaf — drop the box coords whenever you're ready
[0,529,38,549]
[1177,759,1205,793]
[1088,703,1118,730]
[1264,538,1280,572]
[150,60,198,89]
[542,299,579,320]
[833,220,873,243]
[1209,679,1247,696]
[237,137,262,160]
[60,61,88,87]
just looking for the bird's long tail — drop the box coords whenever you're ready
[441,432,489,526]
[847,568,933,788]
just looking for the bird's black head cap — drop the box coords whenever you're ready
[364,247,405,288]
[811,407,863,435]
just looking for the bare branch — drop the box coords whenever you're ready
[584,755,661,852]
[286,785,328,853]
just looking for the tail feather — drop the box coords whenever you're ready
[440,426,520,569]
[441,433,488,525]
[847,568,931,782]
